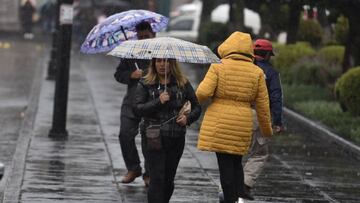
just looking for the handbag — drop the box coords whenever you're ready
[145,101,191,151]
[146,124,162,151]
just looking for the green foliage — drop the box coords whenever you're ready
[258,3,289,33]
[317,46,344,88]
[335,67,360,116]
[294,101,360,143]
[283,84,360,143]
[272,42,316,83]
[318,45,345,65]
[283,45,343,88]
[297,19,324,46]
[198,22,229,51]
[283,84,333,107]
[334,15,349,45]
[290,57,322,85]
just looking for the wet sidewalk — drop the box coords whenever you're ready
[3,53,220,203]
[2,50,360,203]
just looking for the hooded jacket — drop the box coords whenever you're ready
[196,32,273,155]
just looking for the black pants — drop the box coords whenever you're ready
[216,152,245,203]
[147,136,185,203]
[119,116,148,174]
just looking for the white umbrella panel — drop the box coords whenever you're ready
[107,37,221,64]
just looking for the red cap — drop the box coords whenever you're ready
[254,39,274,55]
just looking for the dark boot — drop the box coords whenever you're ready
[143,174,150,187]
[243,184,254,200]
[121,170,142,183]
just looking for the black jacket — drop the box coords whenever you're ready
[255,59,283,126]
[134,78,201,137]
[114,59,150,119]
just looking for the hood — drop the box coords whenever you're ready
[218,31,254,62]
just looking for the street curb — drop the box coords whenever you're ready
[284,107,360,161]
[1,58,45,203]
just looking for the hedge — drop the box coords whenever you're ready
[335,67,360,116]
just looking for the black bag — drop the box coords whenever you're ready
[146,124,162,151]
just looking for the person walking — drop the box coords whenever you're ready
[113,21,155,186]
[20,0,36,39]
[40,0,56,34]
[196,31,273,203]
[134,58,201,203]
[242,39,284,200]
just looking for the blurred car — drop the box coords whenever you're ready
[157,0,202,42]
[158,1,261,42]
[0,161,4,180]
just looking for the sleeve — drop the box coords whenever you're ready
[268,72,283,126]
[255,73,273,137]
[134,82,162,117]
[114,59,135,84]
[195,65,219,103]
[185,82,202,125]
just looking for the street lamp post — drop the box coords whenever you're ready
[46,0,60,80]
[49,0,74,138]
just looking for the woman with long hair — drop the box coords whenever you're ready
[134,58,201,203]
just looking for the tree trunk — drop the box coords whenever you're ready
[342,13,358,73]
[198,0,216,42]
[200,0,216,23]
[286,1,302,44]
[228,0,244,33]
[197,0,217,82]
[129,0,148,9]
[317,6,332,44]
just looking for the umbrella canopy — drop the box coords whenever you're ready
[81,10,169,54]
[107,37,221,64]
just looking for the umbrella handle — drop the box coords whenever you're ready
[164,50,170,92]
[165,58,167,92]
[135,62,140,70]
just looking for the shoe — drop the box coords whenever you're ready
[243,184,254,200]
[236,197,245,203]
[121,170,141,183]
[0,162,4,180]
[218,191,225,203]
[143,174,150,187]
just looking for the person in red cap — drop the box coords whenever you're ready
[243,39,284,200]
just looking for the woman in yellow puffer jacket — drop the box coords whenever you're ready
[196,32,272,202]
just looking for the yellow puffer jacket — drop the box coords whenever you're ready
[196,32,273,155]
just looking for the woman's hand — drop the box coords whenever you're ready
[176,114,187,126]
[159,91,170,104]
[130,69,143,79]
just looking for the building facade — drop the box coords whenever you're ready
[0,0,21,31]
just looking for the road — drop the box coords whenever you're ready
[0,36,46,200]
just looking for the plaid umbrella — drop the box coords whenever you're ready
[81,10,168,54]
[107,37,221,64]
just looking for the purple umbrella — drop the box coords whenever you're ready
[80,9,169,54]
